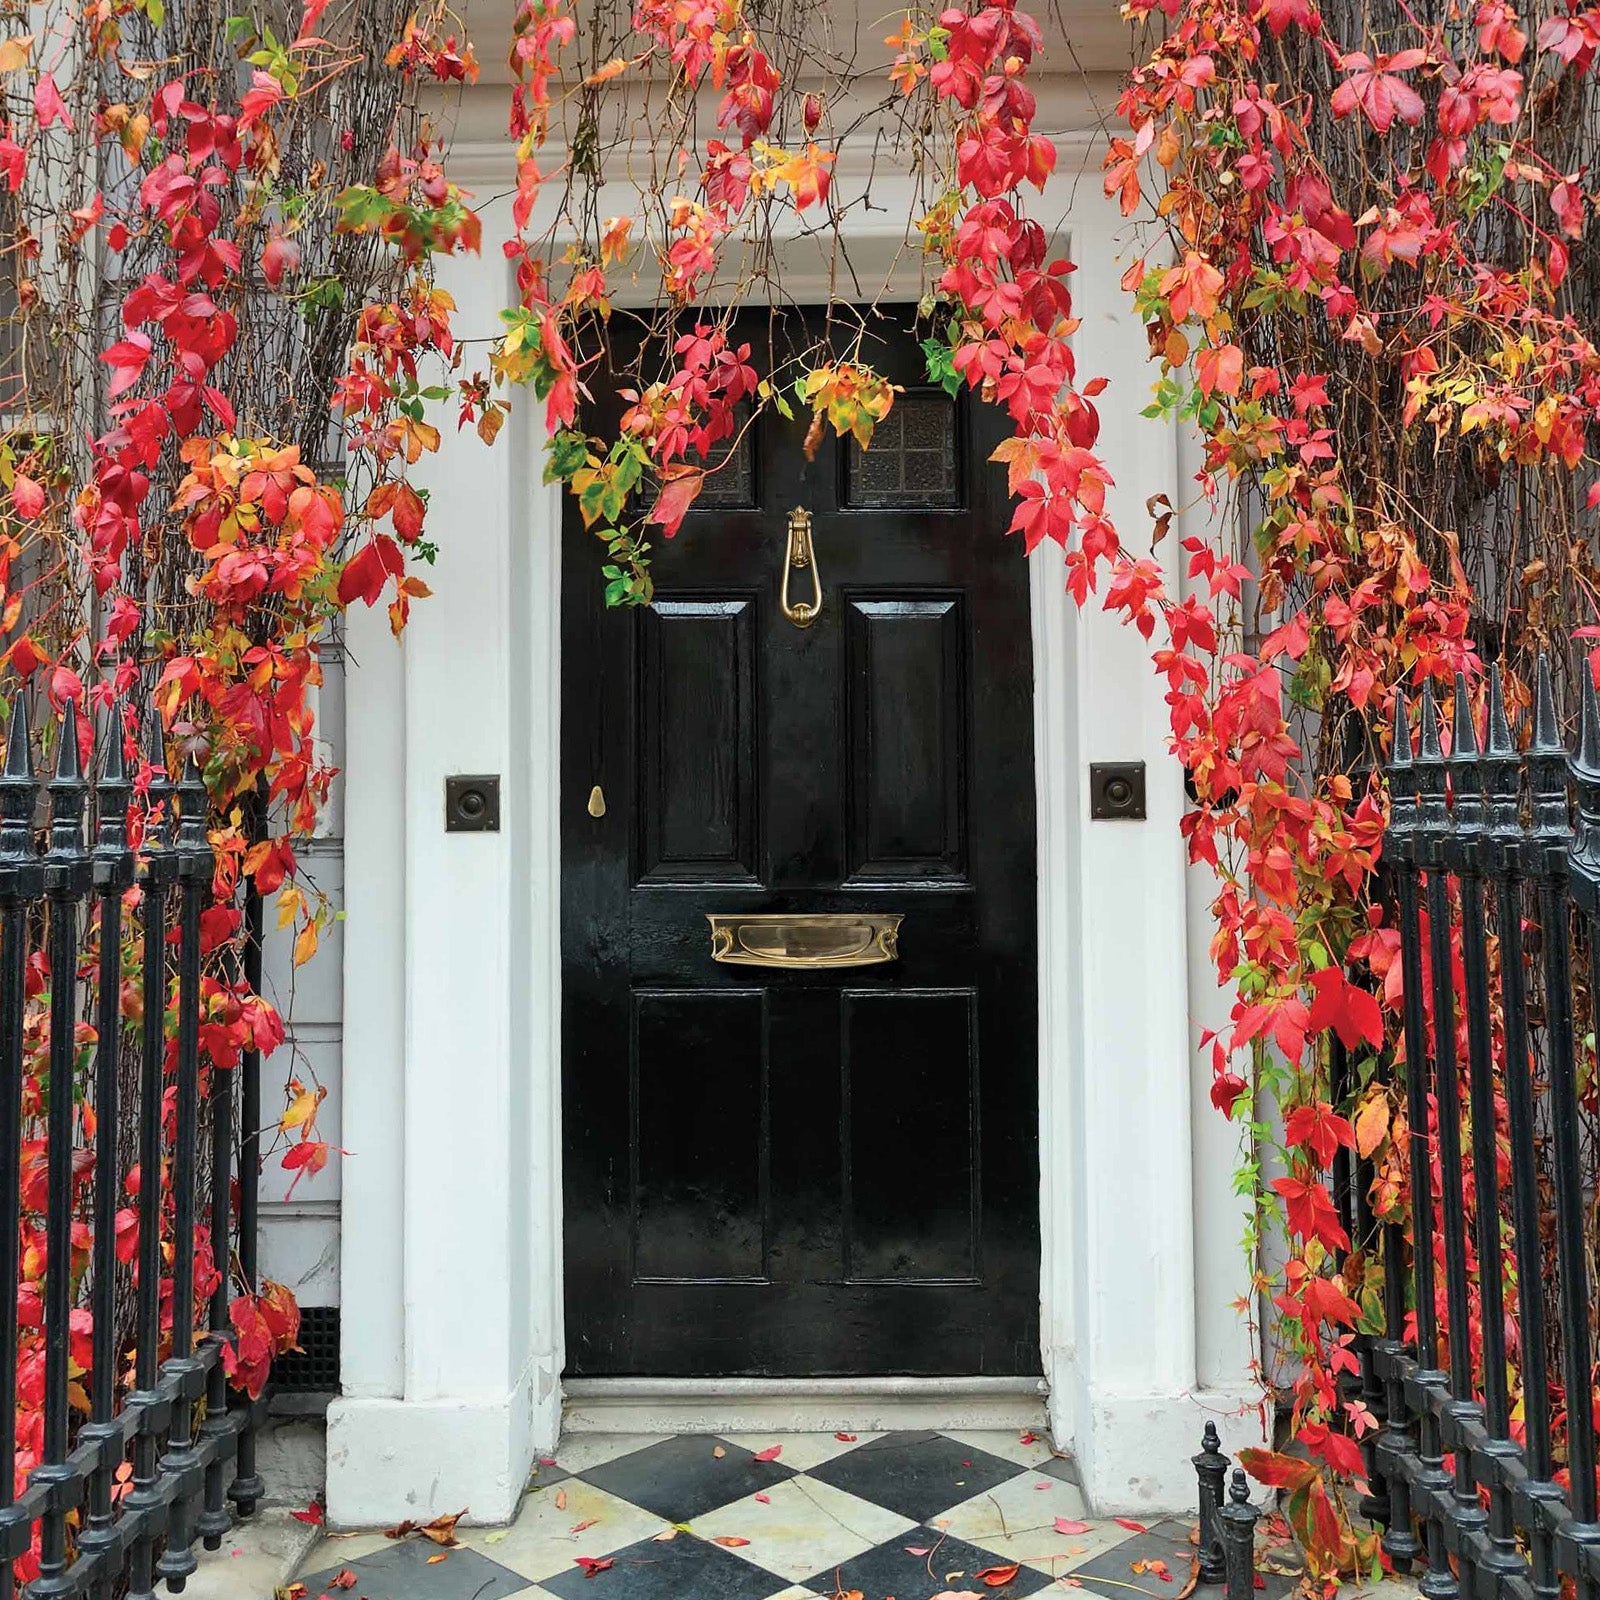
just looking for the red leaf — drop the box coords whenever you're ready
[752,1444,782,1462]
[11,474,44,520]
[574,1556,614,1577]
[976,1565,1022,1587]
[1238,1448,1317,1491]
[290,1500,325,1525]
[34,72,72,131]
[645,465,705,538]
[1114,1518,1149,1533]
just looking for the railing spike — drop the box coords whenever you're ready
[1485,663,1514,757]
[1452,670,1480,756]
[51,696,83,784]
[1578,667,1600,777]
[3,691,31,782]
[1418,677,1443,759]
[1391,687,1413,766]
[1532,652,1561,753]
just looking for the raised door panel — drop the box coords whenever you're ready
[632,988,768,1283]
[844,595,967,881]
[636,596,760,883]
[841,988,979,1284]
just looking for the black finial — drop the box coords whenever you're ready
[94,706,132,858]
[1418,678,1442,760]
[46,700,88,866]
[1486,663,1514,757]
[1451,671,1479,758]
[1580,669,1600,777]
[0,692,36,868]
[3,692,31,782]
[1482,663,1521,844]
[1203,1421,1221,1453]
[1391,688,1413,767]
[144,711,172,853]
[51,698,82,785]
[175,744,209,855]
[1533,653,1561,753]
[1230,1469,1249,1504]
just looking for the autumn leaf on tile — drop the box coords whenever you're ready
[652,1529,679,1542]
[571,1518,598,1533]
[712,1536,750,1547]
[752,1444,782,1461]
[834,1432,857,1442]
[419,1510,465,1546]
[555,1489,567,1510]
[291,1501,324,1526]
[329,1572,357,1591]
[574,1555,614,1577]
[976,1566,1021,1588]
[712,1445,727,1458]
[754,1492,771,1504]
[1115,1518,1149,1533]
[1177,1556,1201,1598]
[426,1553,448,1564]
[1056,1518,1090,1535]
[1019,1430,1038,1444]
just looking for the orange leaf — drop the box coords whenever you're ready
[712,1536,750,1547]
[976,1565,1021,1587]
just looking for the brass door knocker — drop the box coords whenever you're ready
[781,506,822,629]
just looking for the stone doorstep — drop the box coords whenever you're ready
[175,1505,326,1600]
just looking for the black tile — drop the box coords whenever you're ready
[805,1523,1055,1599]
[527,1457,574,1492]
[541,1530,784,1600]
[805,1431,1024,1524]
[577,1435,795,1523]
[1033,1450,1081,1486]
[299,1538,527,1600]
[1070,1519,1282,1600]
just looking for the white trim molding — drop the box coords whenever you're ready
[328,180,1265,1529]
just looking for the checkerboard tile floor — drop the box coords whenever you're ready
[294,1430,1290,1600]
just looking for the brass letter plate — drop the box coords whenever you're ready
[707,912,902,969]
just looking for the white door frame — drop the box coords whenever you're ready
[325,134,1264,1529]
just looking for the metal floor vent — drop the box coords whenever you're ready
[273,1305,341,1393]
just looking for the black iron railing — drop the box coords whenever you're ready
[1190,659,1600,1600]
[1373,661,1600,1600]
[0,696,263,1600]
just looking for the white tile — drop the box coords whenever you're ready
[691,1475,915,1585]
[761,1589,826,1600]
[471,1479,668,1582]
[946,1428,1074,1473]
[548,1433,669,1474]
[718,1432,885,1473]
[938,1473,1129,1574]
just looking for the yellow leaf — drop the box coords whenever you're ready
[1353,1091,1389,1159]
[281,1081,324,1133]
[0,35,34,73]
[293,919,319,967]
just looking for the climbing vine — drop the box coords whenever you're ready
[7,0,1600,1585]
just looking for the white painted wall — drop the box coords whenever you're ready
[324,112,1267,1528]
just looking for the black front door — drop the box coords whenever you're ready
[561,307,1039,1377]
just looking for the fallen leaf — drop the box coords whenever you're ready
[1019,1430,1038,1445]
[555,1490,567,1511]
[1035,1481,1051,1490]
[652,1529,679,1542]
[1177,1556,1201,1599]
[712,1536,751,1547]
[754,1492,771,1504]
[907,1545,933,1556]
[835,1432,858,1442]
[426,1552,448,1564]
[291,1502,325,1526]
[420,1510,465,1546]
[330,1573,357,1592]
[1115,1518,1149,1533]
[1056,1518,1091,1535]
[976,1564,1021,1587]
[712,1445,727,1458]
[482,1530,511,1545]
[752,1444,783,1462]
[571,1518,597,1533]
[575,1555,614,1577]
